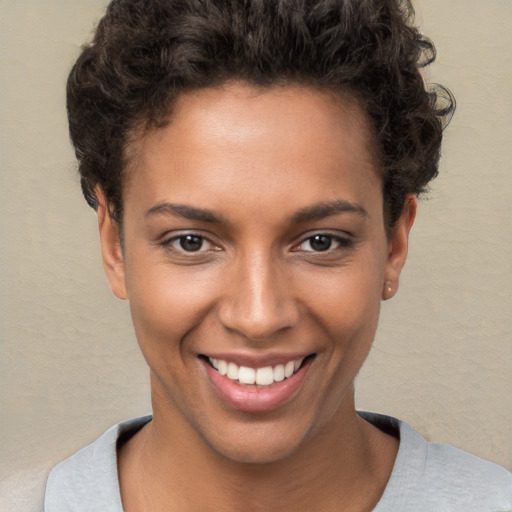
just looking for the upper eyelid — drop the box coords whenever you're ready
[158,232,218,251]
[293,230,353,245]
[299,234,349,246]
[160,230,214,242]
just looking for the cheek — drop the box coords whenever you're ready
[300,258,384,333]
[124,258,220,361]
[296,250,387,393]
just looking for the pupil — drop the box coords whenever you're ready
[311,235,331,251]
[180,235,203,252]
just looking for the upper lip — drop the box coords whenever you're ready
[200,352,315,368]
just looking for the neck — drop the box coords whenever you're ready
[118,383,397,512]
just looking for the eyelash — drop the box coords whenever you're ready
[292,234,353,253]
[160,233,218,254]
[159,232,353,255]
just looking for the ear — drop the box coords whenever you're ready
[382,196,417,300]
[96,190,128,300]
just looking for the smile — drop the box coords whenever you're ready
[208,357,305,387]
[203,354,315,412]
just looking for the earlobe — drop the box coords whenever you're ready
[382,280,395,301]
[96,190,128,300]
[382,196,417,301]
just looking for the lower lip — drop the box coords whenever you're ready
[203,359,313,413]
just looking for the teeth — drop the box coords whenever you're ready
[274,364,285,382]
[227,362,239,380]
[238,366,256,385]
[256,366,274,386]
[217,359,227,376]
[284,361,295,378]
[208,357,305,386]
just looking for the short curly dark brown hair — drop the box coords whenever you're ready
[67,0,454,230]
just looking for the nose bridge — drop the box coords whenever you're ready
[219,245,298,340]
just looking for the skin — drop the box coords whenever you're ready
[97,83,416,511]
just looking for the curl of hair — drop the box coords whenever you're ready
[67,0,455,229]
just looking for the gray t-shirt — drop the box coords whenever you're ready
[43,412,512,511]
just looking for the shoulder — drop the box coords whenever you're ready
[360,412,512,511]
[421,440,512,508]
[43,416,151,512]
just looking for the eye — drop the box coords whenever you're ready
[295,234,351,253]
[176,234,205,252]
[305,235,334,252]
[162,233,217,253]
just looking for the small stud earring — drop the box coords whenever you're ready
[382,281,394,300]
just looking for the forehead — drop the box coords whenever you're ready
[125,83,382,221]
[160,83,377,160]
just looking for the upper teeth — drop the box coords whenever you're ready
[209,357,304,386]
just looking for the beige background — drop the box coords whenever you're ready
[0,0,511,509]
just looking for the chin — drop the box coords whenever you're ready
[197,417,313,465]
[209,436,303,465]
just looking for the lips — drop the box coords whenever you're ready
[201,354,315,412]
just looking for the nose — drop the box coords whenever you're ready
[218,250,300,341]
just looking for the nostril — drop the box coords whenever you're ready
[216,266,300,341]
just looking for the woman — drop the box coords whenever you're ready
[44,0,511,510]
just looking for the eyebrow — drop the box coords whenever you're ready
[291,200,368,223]
[145,199,367,225]
[145,202,225,223]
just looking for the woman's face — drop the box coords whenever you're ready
[99,83,414,463]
